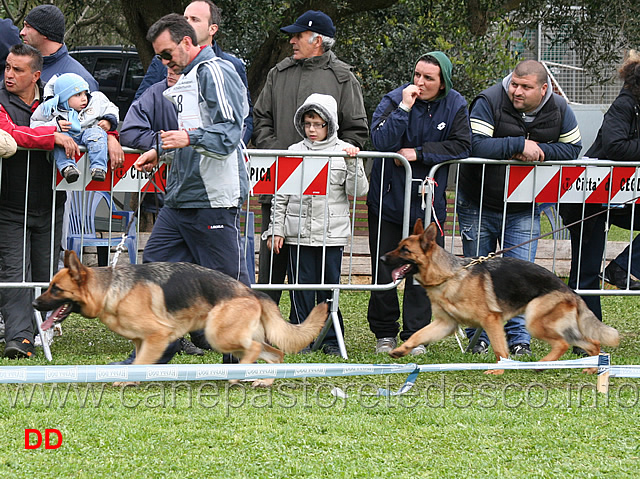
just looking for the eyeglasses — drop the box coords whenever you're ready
[155,44,179,62]
[303,122,327,129]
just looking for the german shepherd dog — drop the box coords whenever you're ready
[33,250,327,387]
[381,220,619,374]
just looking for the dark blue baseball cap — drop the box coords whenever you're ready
[280,10,336,37]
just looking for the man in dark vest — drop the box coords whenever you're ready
[0,44,79,358]
[457,59,582,357]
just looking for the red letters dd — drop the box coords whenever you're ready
[24,429,62,449]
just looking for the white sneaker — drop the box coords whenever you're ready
[409,344,427,356]
[375,337,397,353]
[34,328,54,347]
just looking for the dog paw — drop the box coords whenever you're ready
[389,347,408,358]
[252,379,274,388]
[582,367,597,374]
[484,369,505,375]
[112,381,140,387]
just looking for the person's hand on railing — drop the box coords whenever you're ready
[53,132,80,159]
[513,139,545,162]
[107,135,125,169]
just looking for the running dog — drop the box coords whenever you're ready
[33,250,327,387]
[381,220,619,374]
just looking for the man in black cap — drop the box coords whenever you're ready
[253,9,368,308]
[20,4,98,90]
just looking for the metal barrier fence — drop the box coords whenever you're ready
[423,157,640,298]
[4,149,640,362]
[0,147,413,360]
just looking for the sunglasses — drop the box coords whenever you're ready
[155,43,179,62]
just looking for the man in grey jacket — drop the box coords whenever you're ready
[253,10,368,303]
[128,14,249,365]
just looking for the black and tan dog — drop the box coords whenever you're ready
[382,220,619,374]
[34,250,327,386]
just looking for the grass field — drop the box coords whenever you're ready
[1,290,640,478]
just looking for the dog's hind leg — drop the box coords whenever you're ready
[483,314,509,375]
[251,344,285,388]
[389,317,458,358]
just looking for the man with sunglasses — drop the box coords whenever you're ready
[120,14,250,365]
[133,1,252,146]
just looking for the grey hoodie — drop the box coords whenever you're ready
[267,93,369,246]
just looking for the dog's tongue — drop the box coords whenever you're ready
[392,266,405,281]
[41,316,56,331]
[40,304,67,330]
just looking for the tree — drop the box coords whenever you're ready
[3,0,639,112]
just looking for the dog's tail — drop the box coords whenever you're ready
[577,300,620,347]
[260,300,328,353]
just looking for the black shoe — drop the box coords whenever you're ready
[222,353,239,364]
[109,350,135,365]
[322,343,342,357]
[179,337,204,356]
[470,339,489,354]
[4,338,35,358]
[62,165,80,183]
[189,332,212,350]
[510,343,532,356]
[91,168,106,181]
[572,346,589,357]
[603,262,640,290]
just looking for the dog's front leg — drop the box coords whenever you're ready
[389,317,458,358]
[133,334,172,365]
[483,315,509,375]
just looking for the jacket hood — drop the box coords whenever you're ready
[293,93,339,141]
[414,51,453,100]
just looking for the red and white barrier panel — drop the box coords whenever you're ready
[55,153,166,193]
[249,155,329,196]
[507,165,640,203]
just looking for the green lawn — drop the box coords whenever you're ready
[1,291,640,478]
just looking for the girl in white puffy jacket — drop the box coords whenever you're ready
[266,93,368,355]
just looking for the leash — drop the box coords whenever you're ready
[420,177,444,237]
[109,135,165,268]
[475,195,640,262]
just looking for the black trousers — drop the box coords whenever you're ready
[0,204,64,343]
[287,245,342,346]
[258,201,288,304]
[366,209,440,341]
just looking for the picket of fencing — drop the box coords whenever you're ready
[1,148,640,393]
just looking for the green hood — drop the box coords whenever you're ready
[413,51,453,100]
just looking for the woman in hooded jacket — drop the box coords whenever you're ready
[366,51,471,355]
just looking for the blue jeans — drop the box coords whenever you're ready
[54,127,108,173]
[457,190,539,347]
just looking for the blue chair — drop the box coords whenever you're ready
[539,203,571,240]
[66,191,138,264]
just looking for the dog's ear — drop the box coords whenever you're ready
[413,218,424,235]
[65,250,88,284]
[421,222,439,247]
[63,250,74,268]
